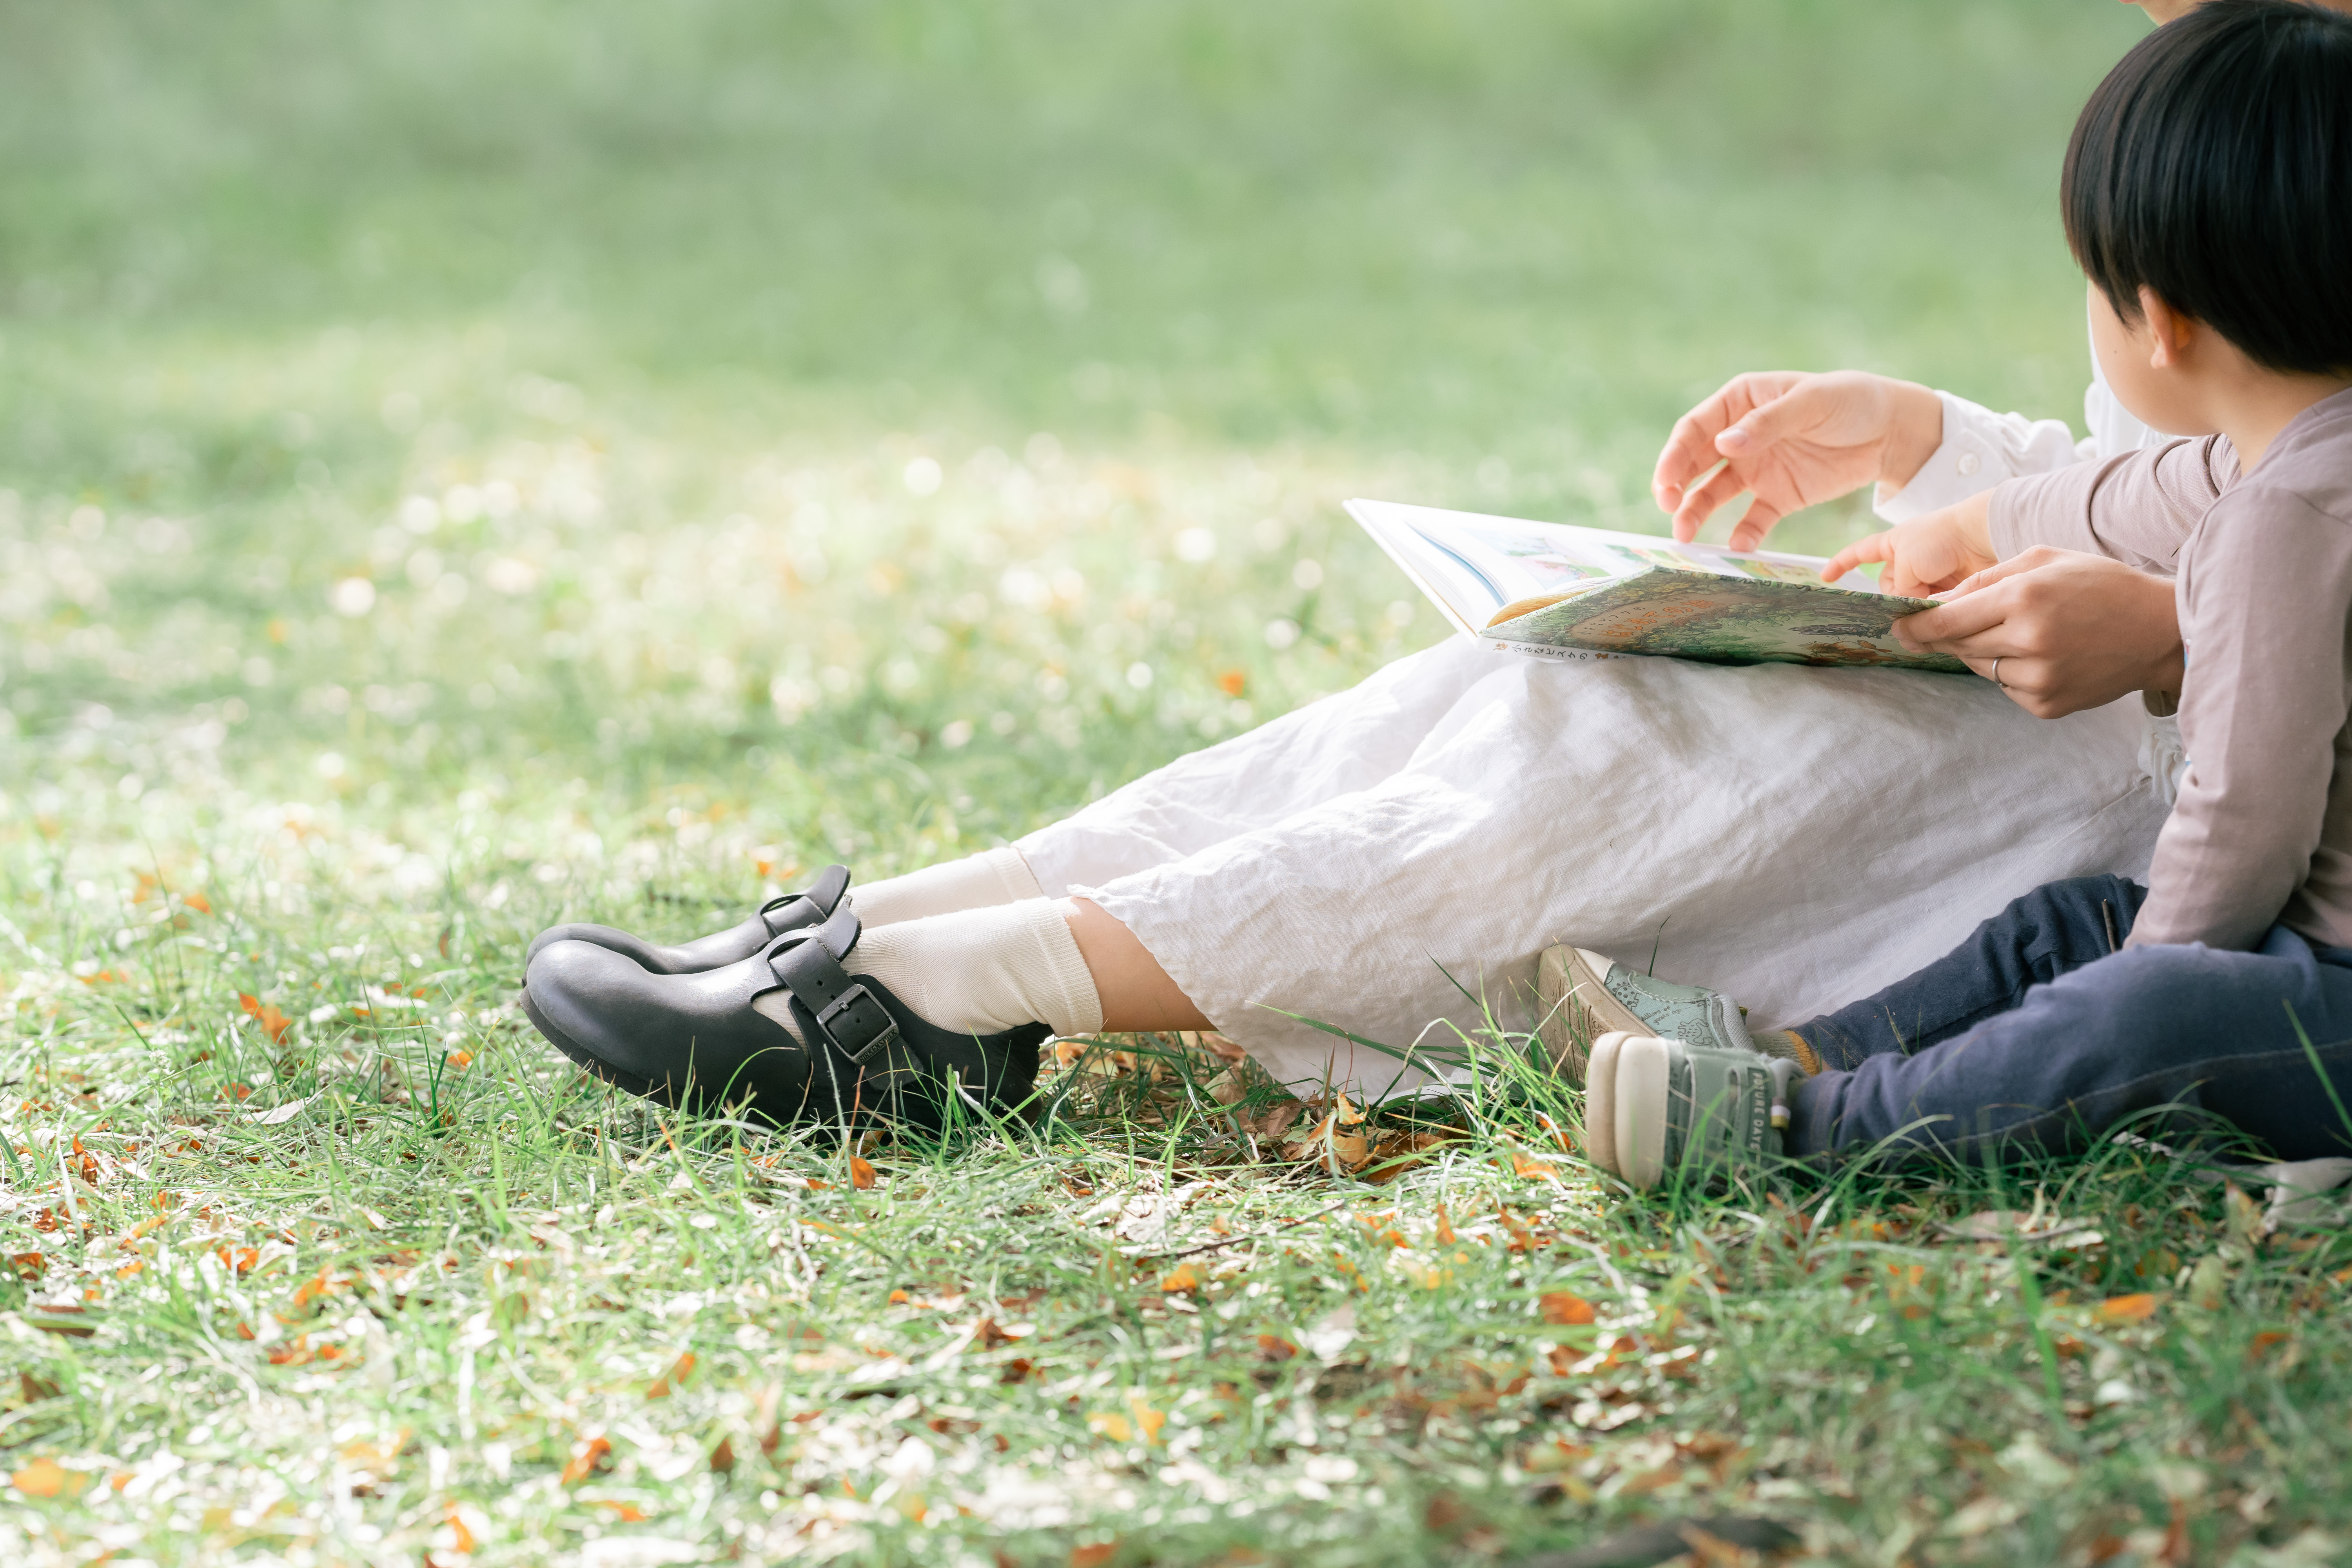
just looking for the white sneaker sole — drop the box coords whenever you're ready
[1536,946,1653,1087]
[1584,1030,1670,1191]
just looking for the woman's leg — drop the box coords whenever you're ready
[1069,652,2166,1098]
[1067,897,1213,1033]
[1788,924,2352,1165]
[846,639,1495,927]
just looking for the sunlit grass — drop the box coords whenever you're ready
[6,1,2350,1563]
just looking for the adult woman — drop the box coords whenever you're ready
[518,5,2221,1124]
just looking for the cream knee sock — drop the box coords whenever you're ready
[852,846,1044,927]
[750,898,1103,1040]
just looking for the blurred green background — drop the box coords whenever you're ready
[0,0,2145,884]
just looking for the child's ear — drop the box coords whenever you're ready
[2139,286,2197,369]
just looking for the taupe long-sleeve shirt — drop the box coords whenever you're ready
[1987,386,2352,953]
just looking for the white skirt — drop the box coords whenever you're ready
[1017,638,2168,1094]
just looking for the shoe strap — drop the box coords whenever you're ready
[765,900,900,1069]
[757,864,853,939]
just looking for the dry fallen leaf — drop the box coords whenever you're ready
[1508,1148,1562,1183]
[849,1156,877,1190]
[1540,1291,1596,1326]
[647,1350,695,1399]
[2094,1292,2161,1325]
[1159,1263,1203,1294]
[238,993,293,1043]
[11,1458,89,1499]
[560,1436,613,1485]
[1070,1544,1118,1568]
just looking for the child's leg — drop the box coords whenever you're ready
[1788,923,2352,1166]
[1788,875,2147,1069]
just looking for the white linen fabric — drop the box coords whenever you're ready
[994,348,2174,1095]
[1018,648,2165,1094]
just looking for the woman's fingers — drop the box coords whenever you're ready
[1891,588,2011,650]
[1653,383,1761,510]
[1715,380,1829,457]
[1653,374,1802,513]
[1671,466,1775,542]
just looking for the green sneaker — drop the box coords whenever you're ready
[1536,946,1760,1085]
[1584,1031,1799,1191]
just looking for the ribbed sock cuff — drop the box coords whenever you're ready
[1017,897,1103,1038]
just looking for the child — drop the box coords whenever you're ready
[1566,0,2352,1189]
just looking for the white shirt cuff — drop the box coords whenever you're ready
[1873,390,2080,524]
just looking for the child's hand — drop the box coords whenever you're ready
[1821,492,1997,597]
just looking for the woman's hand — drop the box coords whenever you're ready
[1822,492,1997,596]
[1653,370,1945,548]
[1891,548,2185,719]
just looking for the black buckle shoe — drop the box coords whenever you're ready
[523,864,852,976]
[521,897,1044,1134]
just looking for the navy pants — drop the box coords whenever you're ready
[1785,876,2352,1165]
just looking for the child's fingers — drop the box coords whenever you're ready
[1822,531,1895,582]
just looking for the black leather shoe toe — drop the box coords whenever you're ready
[524,864,851,976]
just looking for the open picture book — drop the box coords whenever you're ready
[1346,498,1971,675]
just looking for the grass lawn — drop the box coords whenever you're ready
[3,1,2348,1563]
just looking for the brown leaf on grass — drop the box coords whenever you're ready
[2094,1293,2161,1325]
[9,1252,45,1279]
[238,994,292,1043]
[1193,1031,1249,1064]
[20,1373,59,1403]
[755,1386,784,1457]
[1434,1204,1457,1245]
[1507,1147,1562,1184]
[1070,1545,1118,1568]
[1540,1292,1596,1326]
[2224,1182,2267,1250]
[1160,1263,1203,1294]
[560,1436,613,1485]
[1254,1334,1298,1362]
[1249,1098,1305,1141]
[11,1458,90,1499]
[849,1156,877,1190]
[710,1435,736,1474]
[647,1350,695,1399]
[590,1499,649,1522]
[1534,1111,1574,1154]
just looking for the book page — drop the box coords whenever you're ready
[1346,499,1877,635]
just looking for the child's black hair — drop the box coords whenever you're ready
[2063,0,2352,376]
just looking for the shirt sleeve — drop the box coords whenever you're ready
[1872,390,2085,523]
[2129,488,2352,951]
[1983,435,2234,572]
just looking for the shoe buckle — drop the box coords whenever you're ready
[815,981,899,1067]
